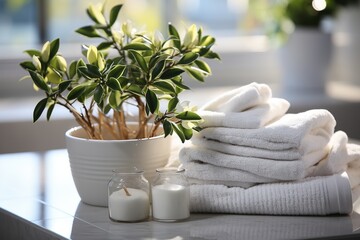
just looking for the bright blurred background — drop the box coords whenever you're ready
[1,0,360,152]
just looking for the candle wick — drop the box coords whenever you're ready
[123,186,131,196]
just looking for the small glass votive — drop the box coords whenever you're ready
[151,167,190,222]
[108,168,150,222]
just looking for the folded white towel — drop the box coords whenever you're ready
[191,132,327,162]
[189,213,353,240]
[347,168,360,189]
[187,177,256,189]
[190,172,352,215]
[199,98,290,129]
[347,143,360,169]
[200,82,272,112]
[181,160,274,185]
[180,131,351,184]
[310,132,360,178]
[180,145,327,182]
[196,109,336,154]
[198,82,289,129]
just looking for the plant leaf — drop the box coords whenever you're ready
[168,23,181,49]
[179,124,193,140]
[178,52,199,65]
[107,77,122,91]
[127,85,143,96]
[168,23,180,39]
[29,70,49,91]
[145,89,158,114]
[87,5,106,25]
[163,119,173,137]
[94,85,104,104]
[123,43,151,51]
[87,64,102,77]
[194,60,212,74]
[46,101,55,121]
[109,4,123,26]
[160,68,184,79]
[20,61,36,71]
[151,59,166,80]
[97,41,113,50]
[170,78,190,90]
[171,122,185,143]
[76,26,101,38]
[153,81,176,94]
[49,38,60,61]
[58,80,72,93]
[67,84,87,100]
[78,65,101,79]
[185,66,205,82]
[108,65,126,79]
[129,50,148,72]
[168,97,179,112]
[203,50,221,60]
[176,111,202,120]
[69,60,77,79]
[109,90,121,109]
[118,76,130,88]
[33,98,48,122]
[200,35,215,47]
[24,49,41,57]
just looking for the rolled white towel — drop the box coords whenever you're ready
[200,82,272,112]
[199,98,290,129]
[198,82,289,129]
[345,143,360,189]
[196,109,336,155]
[190,172,352,216]
[347,143,360,169]
[310,131,360,177]
[347,168,360,189]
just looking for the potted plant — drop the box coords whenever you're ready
[20,2,219,206]
[266,0,338,94]
[248,0,347,94]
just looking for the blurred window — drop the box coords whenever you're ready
[1,0,264,49]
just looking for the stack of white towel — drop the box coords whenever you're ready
[178,82,360,215]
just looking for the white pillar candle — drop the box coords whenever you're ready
[152,183,190,221]
[108,188,149,222]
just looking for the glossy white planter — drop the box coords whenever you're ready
[65,125,171,207]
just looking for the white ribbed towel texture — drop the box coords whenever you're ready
[343,143,360,203]
[190,172,353,215]
[198,83,290,129]
[195,109,336,154]
[180,131,351,185]
[174,83,360,215]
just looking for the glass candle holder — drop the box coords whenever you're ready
[151,167,190,222]
[108,168,150,222]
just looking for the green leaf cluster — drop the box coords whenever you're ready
[20,2,220,141]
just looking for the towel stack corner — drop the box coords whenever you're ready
[178,82,359,216]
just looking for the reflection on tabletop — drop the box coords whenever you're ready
[1,149,360,239]
[72,201,360,240]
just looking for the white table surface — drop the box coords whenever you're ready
[1,149,360,240]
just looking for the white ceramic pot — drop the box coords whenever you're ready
[278,28,333,94]
[65,124,171,207]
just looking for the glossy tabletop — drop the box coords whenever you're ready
[1,149,360,240]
